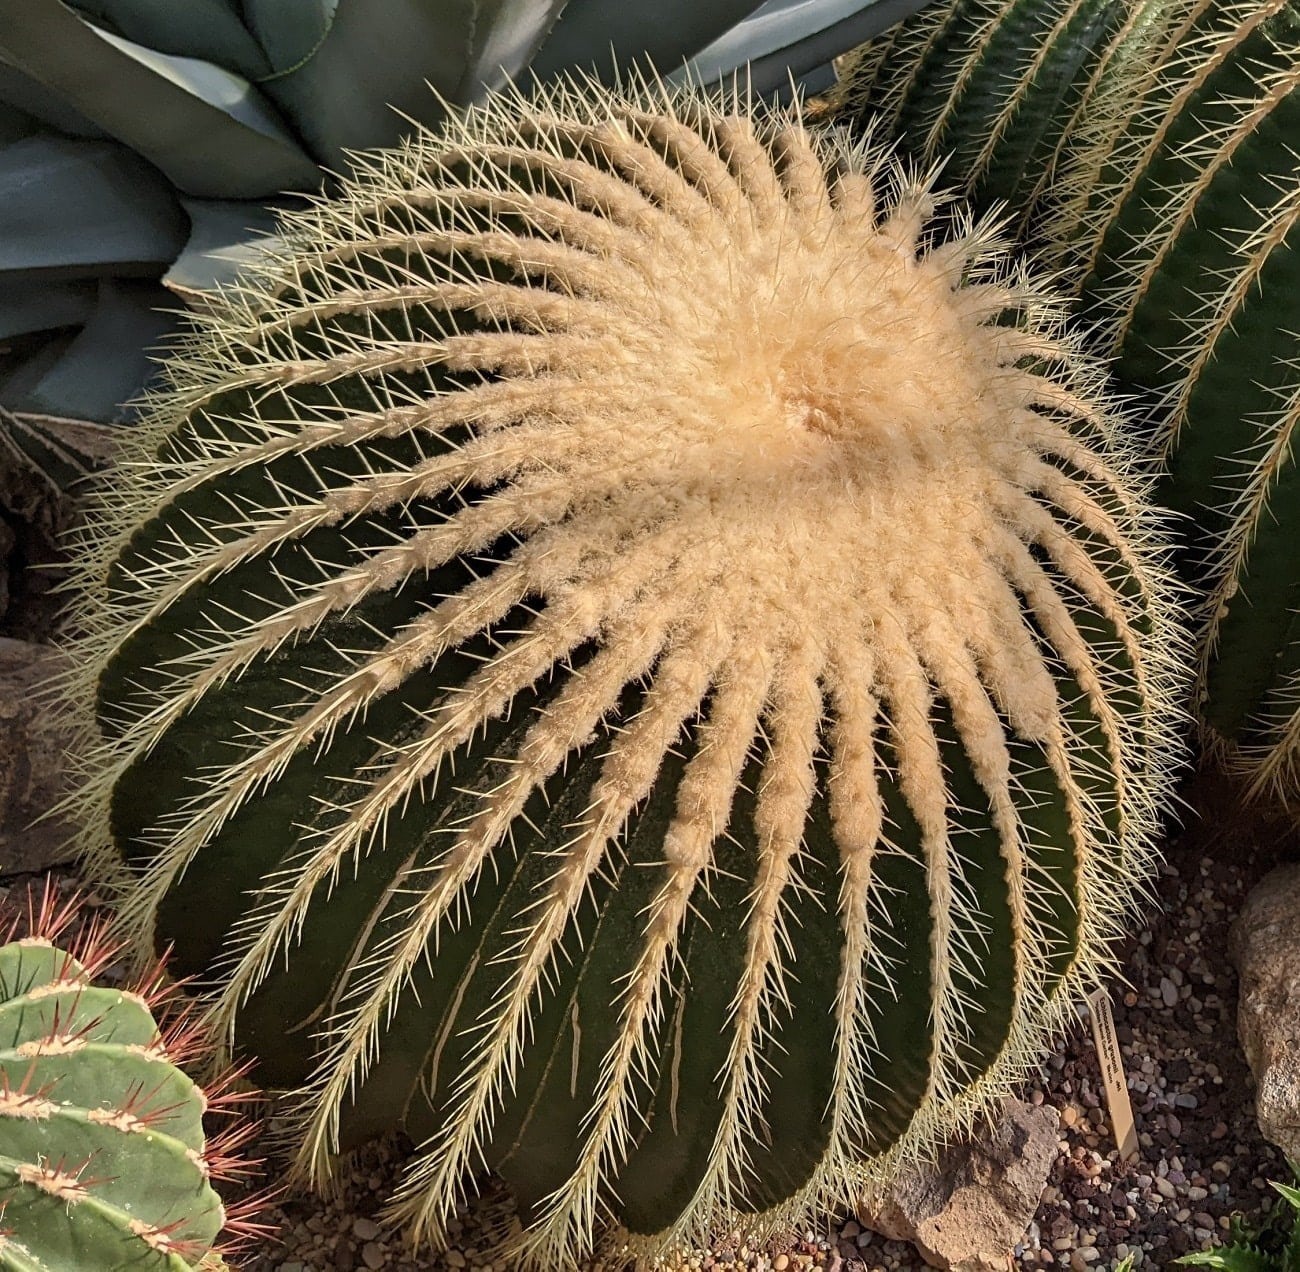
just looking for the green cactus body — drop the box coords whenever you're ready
[837,0,1300,796]
[1071,0,1300,789]
[0,900,235,1271]
[64,83,1183,1267]
[834,0,1178,243]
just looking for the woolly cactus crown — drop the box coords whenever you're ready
[64,80,1183,1267]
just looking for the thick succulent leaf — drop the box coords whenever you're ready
[0,61,105,137]
[236,2,466,170]
[0,278,97,340]
[675,0,938,96]
[455,0,572,98]
[0,0,320,198]
[236,0,339,70]
[528,0,766,80]
[0,97,40,144]
[164,198,291,299]
[0,280,177,423]
[0,135,186,279]
[67,0,272,79]
[243,1,565,171]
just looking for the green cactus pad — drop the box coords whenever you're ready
[0,922,231,1272]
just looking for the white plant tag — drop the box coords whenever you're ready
[1086,987,1138,1159]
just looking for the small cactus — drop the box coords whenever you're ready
[836,0,1300,797]
[0,887,261,1271]
[63,81,1184,1267]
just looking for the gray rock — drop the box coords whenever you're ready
[1230,863,1300,1162]
[858,1097,1060,1272]
[0,638,77,876]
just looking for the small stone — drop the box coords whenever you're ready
[859,1098,1059,1272]
[352,1219,381,1241]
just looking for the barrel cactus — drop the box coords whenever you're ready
[830,0,1182,247]
[0,887,259,1270]
[837,0,1300,798]
[62,80,1183,1267]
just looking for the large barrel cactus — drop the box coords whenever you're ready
[63,82,1183,1267]
[838,0,1300,797]
[0,888,257,1271]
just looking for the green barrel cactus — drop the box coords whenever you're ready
[837,0,1300,798]
[831,0,1180,247]
[0,888,257,1271]
[63,80,1183,1267]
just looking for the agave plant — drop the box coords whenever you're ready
[0,886,264,1271]
[0,0,932,429]
[61,79,1183,1267]
[837,0,1300,798]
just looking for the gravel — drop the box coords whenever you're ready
[4,768,1295,1272]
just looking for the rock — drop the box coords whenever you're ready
[858,1098,1060,1272]
[0,639,77,876]
[0,414,114,639]
[1230,863,1300,1161]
